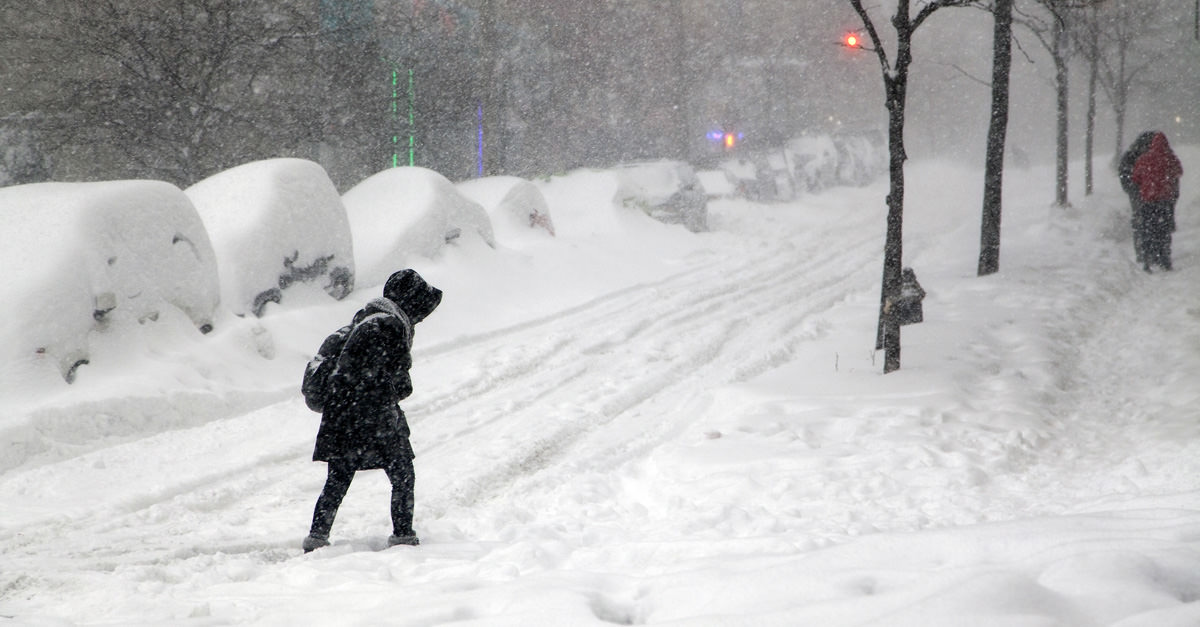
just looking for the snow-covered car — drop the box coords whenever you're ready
[342,166,495,287]
[786,130,886,194]
[186,158,355,317]
[695,169,738,200]
[721,152,798,202]
[614,160,708,232]
[0,180,220,383]
[456,175,555,239]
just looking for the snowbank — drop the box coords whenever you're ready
[342,166,496,288]
[0,180,219,385]
[186,158,354,317]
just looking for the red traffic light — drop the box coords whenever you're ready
[844,33,860,47]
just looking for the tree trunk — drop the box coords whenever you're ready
[878,90,906,373]
[873,9,914,374]
[1112,44,1130,161]
[1053,21,1070,207]
[1085,41,1097,196]
[978,0,1013,277]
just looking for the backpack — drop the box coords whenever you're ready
[302,299,415,413]
[301,323,353,412]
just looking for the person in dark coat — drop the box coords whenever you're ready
[303,269,443,552]
[1131,132,1183,272]
[1119,132,1156,263]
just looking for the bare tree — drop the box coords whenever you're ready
[848,0,974,373]
[1077,0,1170,164]
[1014,0,1103,207]
[1078,2,1101,195]
[1,0,321,186]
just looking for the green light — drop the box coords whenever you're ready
[408,69,415,167]
[386,66,417,168]
[390,69,400,168]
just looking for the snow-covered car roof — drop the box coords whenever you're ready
[456,175,555,239]
[343,166,495,287]
[186,158,355,316]
[0,180,219,382]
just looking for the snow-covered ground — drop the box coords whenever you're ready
[2,152,1199,626]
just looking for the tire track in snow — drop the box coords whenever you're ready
[412,214,884,516]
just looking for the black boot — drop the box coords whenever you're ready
[387,533,420,547]
[303,534,331,553]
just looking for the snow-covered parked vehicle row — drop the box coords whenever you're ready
[186,158,355,317]
[717,130,887,202]
[787,130,887,193]
[0,180,219,382]
[0,159,718,384]
[343,166,496,287]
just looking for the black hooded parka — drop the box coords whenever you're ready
[312,271,442,470]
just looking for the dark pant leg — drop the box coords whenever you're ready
[1143,202,1173,270]
[1131,199,1144,262]
[385,455,416,536]
[1164,202,1175,270]
[1140,203,1159,270]
[310,458,356,538]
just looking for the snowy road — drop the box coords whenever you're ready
[3,160,1200,625]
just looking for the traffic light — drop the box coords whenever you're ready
[844,32,860,48]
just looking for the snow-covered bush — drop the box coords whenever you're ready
[614,160,708,232]
[456,175,555,240]
[186,159,355,317]
[342,166,495,287]
[0,181,219,383]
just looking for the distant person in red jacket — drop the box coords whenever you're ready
[1131,132,1183,272]
[1119,132,1155,263]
